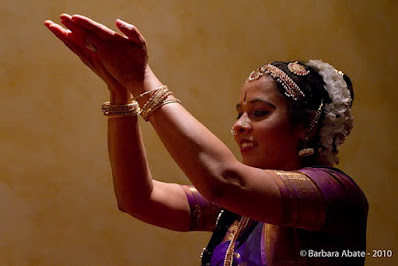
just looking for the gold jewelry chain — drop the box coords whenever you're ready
[223,216,250,266]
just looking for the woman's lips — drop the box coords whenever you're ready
[240,140,257,153]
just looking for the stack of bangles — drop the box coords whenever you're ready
[101,85,181,121]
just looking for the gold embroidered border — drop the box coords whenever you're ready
[272,170,326,230]
[182,185,221,231]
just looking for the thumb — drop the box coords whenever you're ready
[116,19,146,46]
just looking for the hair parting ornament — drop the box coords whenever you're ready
[288,61,310,76]
[247,63,306,101]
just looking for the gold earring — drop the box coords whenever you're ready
[298,137,314,157]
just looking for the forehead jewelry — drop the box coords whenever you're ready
[243,91,247,105]
[288,61,310,76]
[246,64,305,101]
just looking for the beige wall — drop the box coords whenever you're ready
[1,0,397,265]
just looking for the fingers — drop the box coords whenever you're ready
[48,14,145,53]
[44,17,126,92]
[45,20,73,45]
[60,14,105,52]
[45,19,95,55]
[115,19,146,47]
[59,14,88,46]
[44,20,53,27]
[70,14,125,41]
[45,20,98,68]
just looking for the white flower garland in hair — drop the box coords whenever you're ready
[306,60,354,166]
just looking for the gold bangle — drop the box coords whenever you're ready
[101,101,141,117]
[138,85,182,121]
[141,91,173,117]
[132,85,168,100]
[140,87,172,118]
[142,98,181,121]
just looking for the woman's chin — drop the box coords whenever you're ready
[242,157,266,169]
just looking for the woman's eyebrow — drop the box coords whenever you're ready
[236,98,276,110]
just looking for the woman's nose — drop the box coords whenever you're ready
[231,118,252,135]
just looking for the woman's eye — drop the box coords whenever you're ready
[236,111,269,120]
[253,111,269,117]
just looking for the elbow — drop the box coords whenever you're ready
[116,199,131,214]
[117,202,129,214]
[115,197,148,217]
[113,184,154,215]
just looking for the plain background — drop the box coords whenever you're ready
[0,0,397,265]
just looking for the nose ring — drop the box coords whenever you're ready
[231,122,250,135]
[241,123,249,129]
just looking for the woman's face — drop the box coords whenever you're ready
[233,76,305,170]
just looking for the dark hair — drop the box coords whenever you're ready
[201,210,238,265]
[201,209,258,265]
[269,61,354,166]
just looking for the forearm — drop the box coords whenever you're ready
[140,91,282,223]
[147,94,239,202]
[107,91,193,231]
[107,92,153,213]
[126,70,240,202]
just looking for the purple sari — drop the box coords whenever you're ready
[183,167,368,265]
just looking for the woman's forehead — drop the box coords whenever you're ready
[239,76,281,102]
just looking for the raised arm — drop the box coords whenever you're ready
[57,14,286,225]
[106,101,191,231]
[136,82,284,225]
[44,15,194,231]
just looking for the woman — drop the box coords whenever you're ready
[44,14,368,265]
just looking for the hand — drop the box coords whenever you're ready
[59,14,148,92]
[45,14,131,103]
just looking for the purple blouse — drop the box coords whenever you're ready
[183,167,368,265]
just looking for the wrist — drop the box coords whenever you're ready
[109,90,132,105]
[143,65,163,90]
[128,65,164,107]
[126,66,162,95]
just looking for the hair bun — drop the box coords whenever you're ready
[306,60,354,165]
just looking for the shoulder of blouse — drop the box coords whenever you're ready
[295,166,368,234]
